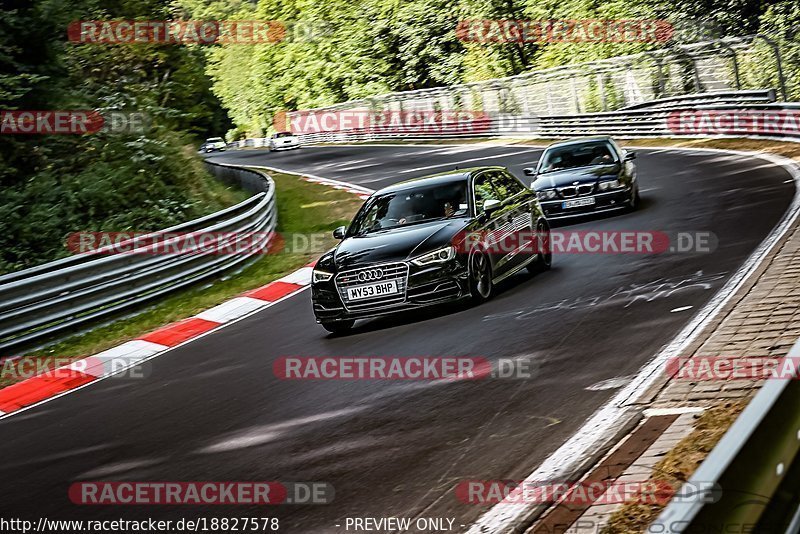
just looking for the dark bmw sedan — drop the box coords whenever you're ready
[311,167,552,333]
[525,136,640,219]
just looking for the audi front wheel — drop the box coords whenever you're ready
[469,251,493,303]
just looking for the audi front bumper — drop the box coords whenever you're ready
[312,261,470,322]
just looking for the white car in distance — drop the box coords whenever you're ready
[269,131,301,151]
[201,137,227,153]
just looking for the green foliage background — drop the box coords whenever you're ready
[0,0,237,273]
[181,0,798,136]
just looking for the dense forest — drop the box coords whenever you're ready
[1,0,798,273]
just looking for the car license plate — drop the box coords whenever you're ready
[347,280,399,301]
[562,197,596,209]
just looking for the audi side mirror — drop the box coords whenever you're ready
[333,226,347,240]
[624,151,637,161]
[483,199,502,213]
[523,167,537,177]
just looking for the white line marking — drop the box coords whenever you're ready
[586,375,635,391]
[249,165,376,194]
[670,306,694,313]
[277,266,313,286]
[397,149,535,174]
[68,340,169,378]
[643,407,705,417]
[467,149,800,534]
[197,406,367,453]
[195,296,268,323]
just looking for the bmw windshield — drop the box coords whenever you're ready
[539,140,618,174]
[350,181,469,236]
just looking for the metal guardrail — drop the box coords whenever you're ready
[654,338,800,532]
[228,89,785,144]
[0,162,277,355]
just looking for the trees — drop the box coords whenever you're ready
[188,0,777,135]
[0,0,235,273]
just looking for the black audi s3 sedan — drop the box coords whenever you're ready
[525,136,640,219]
[311,167,552,333]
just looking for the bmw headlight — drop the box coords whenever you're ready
[312,269,334,283]
[536,189,558,201]
[411,246,456,266]
[598,179,625,191]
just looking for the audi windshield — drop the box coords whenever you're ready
[350,182,469,235]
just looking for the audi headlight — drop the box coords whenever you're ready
[312,269,334,283]
[536,189,558,201]
[411,246,456,266]
[598,179,625,191]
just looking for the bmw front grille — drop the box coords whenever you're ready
[335,262,410,311]
[558,184,595,198]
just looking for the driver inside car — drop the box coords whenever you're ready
[590,146,612,165]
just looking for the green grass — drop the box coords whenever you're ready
[3,171,363,388]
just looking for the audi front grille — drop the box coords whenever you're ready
[335,262,410,311]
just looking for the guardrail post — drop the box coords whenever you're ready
[570,77,581,114]
[754,34,788,101]
[595,72,608,111]
[717,41,742,90]
[674,46,703,94]
[644,52,665,99]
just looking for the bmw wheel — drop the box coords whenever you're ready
[469,250,493,302]
[627,185,640,211]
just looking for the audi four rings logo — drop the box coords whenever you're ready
[358,269,384,282]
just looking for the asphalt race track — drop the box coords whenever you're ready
[0,143,794,532]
